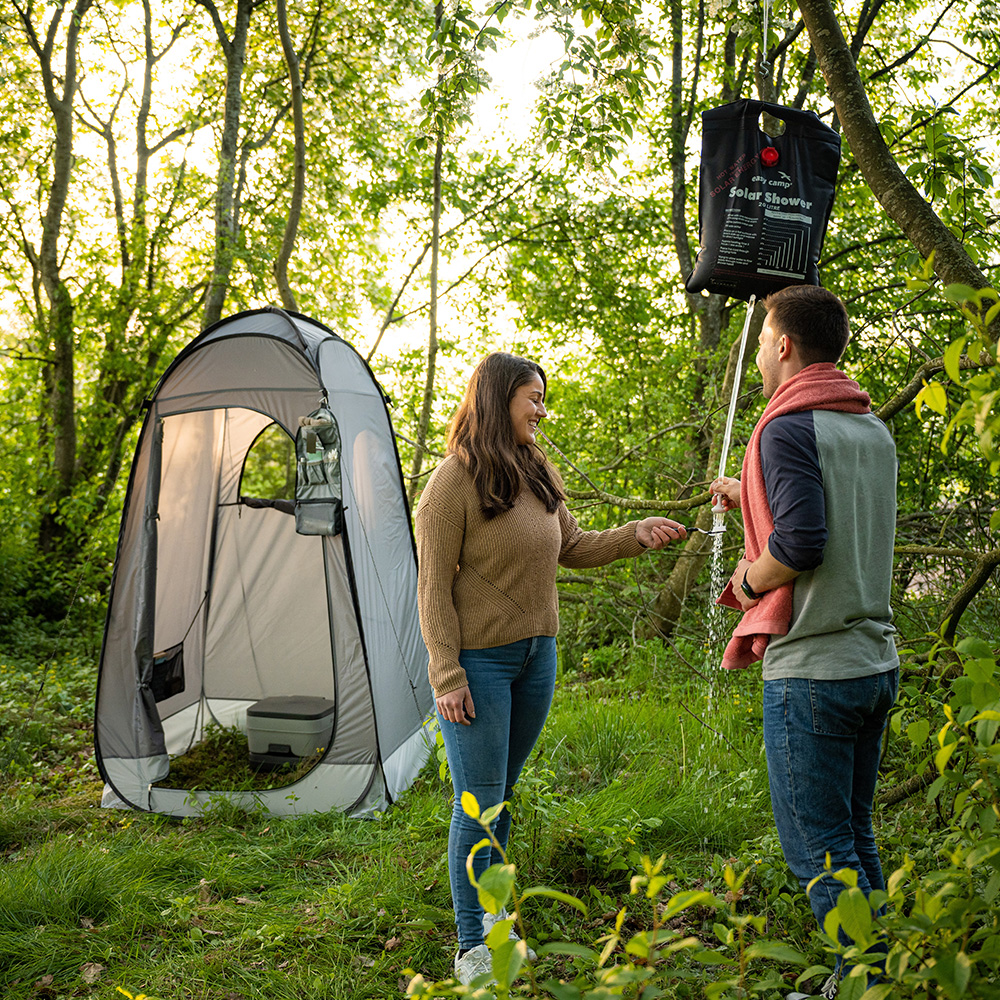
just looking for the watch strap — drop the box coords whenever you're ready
[741,569,763,601]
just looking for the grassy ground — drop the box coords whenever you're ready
[0,636,952,1000]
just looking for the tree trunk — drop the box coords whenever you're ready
[75,2,193,509]
[17,0,94,551]
[273,0,305,312]
[796,0,999,340]
[199,0,253,330]
[408,129,444,506]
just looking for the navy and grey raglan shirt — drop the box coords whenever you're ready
[759,409,900,681]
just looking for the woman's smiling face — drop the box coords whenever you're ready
[508,374,547,446]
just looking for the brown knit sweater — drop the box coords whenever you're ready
[415,454,644,696]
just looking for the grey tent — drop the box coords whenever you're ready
[95,308,433,816]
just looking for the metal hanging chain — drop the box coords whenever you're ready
[760,0,772,75]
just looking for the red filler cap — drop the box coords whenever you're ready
[761,146,779,167]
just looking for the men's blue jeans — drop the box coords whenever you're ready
[763,668,898,974]
[437,636,557,950]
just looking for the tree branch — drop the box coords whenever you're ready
[874,354,987,422]
[866,0,959,82]
[564,486,712,514]
[796,0,999,341]
[940,548,1000,644]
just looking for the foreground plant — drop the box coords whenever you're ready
[407,790,722,998]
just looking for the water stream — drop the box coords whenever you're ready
[706,511,727,717]
[707,510,727,655]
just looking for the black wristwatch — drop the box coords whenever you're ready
[741,569,764,602]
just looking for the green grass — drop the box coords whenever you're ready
[0,644,776,999]
[0,635,984,1000]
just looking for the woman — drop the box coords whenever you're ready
[415,352,686,985]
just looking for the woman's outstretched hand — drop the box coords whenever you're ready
[436,685,476,726]
[635,517,688,550]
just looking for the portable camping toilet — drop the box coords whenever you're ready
[95,308,433,816]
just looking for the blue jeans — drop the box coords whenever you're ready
[437,636,557,950]
[763,669,898,975]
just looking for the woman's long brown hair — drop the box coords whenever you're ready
[447,352,565,518]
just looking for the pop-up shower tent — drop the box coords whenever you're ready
[95,308,433,817]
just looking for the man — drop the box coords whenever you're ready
[711,285,899,1000]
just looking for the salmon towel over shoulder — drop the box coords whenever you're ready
[716,363,872,670]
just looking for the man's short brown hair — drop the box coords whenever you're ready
[764,285,850,365]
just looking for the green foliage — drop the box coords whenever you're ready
[240,424,297,500]
[2,0,1000,990]
[839,636,1000,998]
[406,792,718,998]
[4,636,1000,998]
[913,281,1000,473]
[403,639,1000,999]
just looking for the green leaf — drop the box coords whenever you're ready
[836,887,873,945]
[480,801,506,825]
[890,710,903,736]
[964,841,1000,867]
[943,283,979,305]
[713,922,732,945]
[926,774,948,802]
[991,509,1000,533]
[625,934,650,959]
[943,336,968,384]
[832,867,859,888]
[705,981,741,1000]
[858,985,896,1000]
[917,381,948,416]
[932,950,972,996]
[744,941,808,964]
[519,887,587,914]
[935,740,958,774]
[957,636,995,658]
[536,942,599,960]
[690,948,737,965]
[485,918,515,949]
[660,889,717,919]
[476,863,515,915]
[907,718,930,746]
[492,938,524,989]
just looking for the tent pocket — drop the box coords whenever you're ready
[294,406,344,536]
[295,497,344,536]
[150,642,185,702]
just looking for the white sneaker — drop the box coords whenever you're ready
[483,907,537,961]
[454,943,494,986]
[787,972,838,1000]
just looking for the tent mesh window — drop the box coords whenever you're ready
[240,423,296,503]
